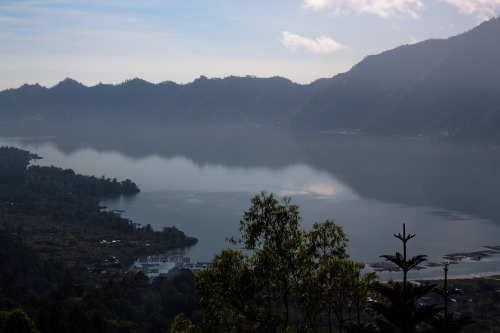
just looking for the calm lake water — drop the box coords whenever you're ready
[1,120,500,280]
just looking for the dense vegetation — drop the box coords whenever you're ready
[177,193,486,332]
[1,17,500,140]
[0,146,199,332]
[195,192,377,332]
[1,147,497,332]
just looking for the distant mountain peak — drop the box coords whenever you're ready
[52,78,85,89]
[122,78,152,84]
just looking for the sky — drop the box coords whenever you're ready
[1,0,499,90]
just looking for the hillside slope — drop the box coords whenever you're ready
[292,17,500,139]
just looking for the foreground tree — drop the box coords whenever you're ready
[0,309,39,333]
[370,224,441,332]
[171,313,197,333]
[196,191,376,332]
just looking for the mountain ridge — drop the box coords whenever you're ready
[292,17,500,139]
[1,17,499,140]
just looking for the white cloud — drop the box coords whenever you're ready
[307,183,338,196]
[409,34,420,44]
[439,0,500,18]
[281,31,346,54]
[303,0,424,18]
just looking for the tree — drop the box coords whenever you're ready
[171,313,197,333]
[238,191,303,329]
[196,191,376,332]
[370,223,441,332]
[296,220,377,332]
[196,249,263,331]
[0,308,39,333]
[380,224,427,287]
[428,264,475,332]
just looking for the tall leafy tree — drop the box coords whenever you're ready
[296,220,377,332]
[196,191,376,332]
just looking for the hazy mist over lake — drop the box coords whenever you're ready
[1,119,499,280]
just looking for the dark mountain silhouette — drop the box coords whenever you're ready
[292,16,500,140]
[1,17,499,139]
[0,76,320,127]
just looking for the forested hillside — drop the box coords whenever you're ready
[0,146,199,332]
[292,16,500,140]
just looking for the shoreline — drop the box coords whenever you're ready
[412,271,500,281]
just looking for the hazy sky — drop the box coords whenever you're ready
[1,0,499,90]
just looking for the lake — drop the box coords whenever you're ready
[1,119,499,280]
